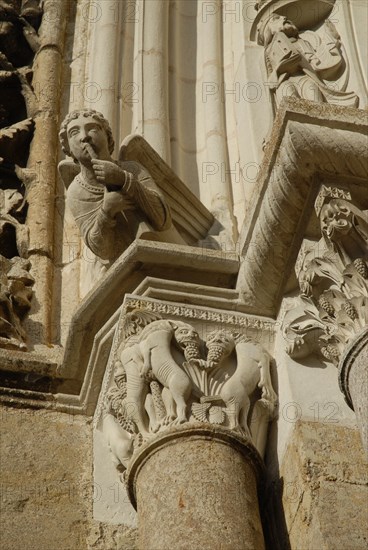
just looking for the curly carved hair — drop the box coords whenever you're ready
[59,109,115,159]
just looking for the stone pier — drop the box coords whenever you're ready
[126,425,265,550]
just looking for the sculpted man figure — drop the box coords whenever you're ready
[257,14,358,107]
[59,109,172,260]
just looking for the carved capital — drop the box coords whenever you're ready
[237,100,368,317]
[100,308,277,475]
[283,185,368,364]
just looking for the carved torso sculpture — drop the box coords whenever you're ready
[258,15,359,108]
[102,311,277,473]
[59,110,172,261]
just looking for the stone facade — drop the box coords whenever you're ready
[0,1,367,549]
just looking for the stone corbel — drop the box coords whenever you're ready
[237,98,368,317]
[237,98,367,453]
[284,184,367,363]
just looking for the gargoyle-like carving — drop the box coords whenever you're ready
[283,186,368,363]
[0,255,34,349]
[257,14,359,108]
[58,109,177,262]
[0,0,40,130]
[0,185,33,350]
[102,310,277,473]
[0,1,41,351]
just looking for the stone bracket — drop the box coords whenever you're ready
[237,98,368,316]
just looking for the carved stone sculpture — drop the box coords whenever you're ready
[58,109,174,261]
[0,0,40,352]
[0,255,34,349]
[0,185,33,350]
[283,186,368,364]
[0,0,40,130]
[257,14,359,108]
[102,310,277,473]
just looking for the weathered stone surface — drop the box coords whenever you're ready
[87,521,137,550]
[127,425,265,550]
[0,406,92,549]
[339,328,368,454]
[0,405,138,550]
[271,421,368,550]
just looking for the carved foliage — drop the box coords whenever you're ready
[0,185,33,350]
[0,1,42,350]
[283,186,368,364]
[102,310,277,472]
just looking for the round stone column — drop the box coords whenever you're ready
[126,424,265,550]
[339,328,368,454]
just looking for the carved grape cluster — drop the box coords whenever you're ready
[354,258,368,279]
[318,296,335,316]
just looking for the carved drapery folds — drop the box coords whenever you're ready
[253,0,358,110]
[283,185,368,364]
[101,309,277,474]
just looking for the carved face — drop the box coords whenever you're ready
[66,115,111,163]
[320,200,352,240]
[206,331,234,363]
[174,326,200,347]
[267,15,298,39]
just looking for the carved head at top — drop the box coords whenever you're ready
[174,324,200,348]
[320,200,353,240]
[257,14,298,46]
[206,330,235,364]
[59,109,115,164]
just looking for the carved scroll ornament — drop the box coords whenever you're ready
[283,186,368,364]
[102,310,277,473]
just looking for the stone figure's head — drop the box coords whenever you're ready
[174,324,200,349]
[320,199,353,241]
[59,109,115,163]
[257,14,298,46]
[206,330,235,365]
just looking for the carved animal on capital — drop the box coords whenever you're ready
[136,319,194,426]
[205,329,235,369]
[173,323,206,368]
[219,336,277,437]
[118,314,196,434]
[102,400,134,472]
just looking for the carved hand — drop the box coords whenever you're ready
[92,160,128,188]
[102,189,125,218]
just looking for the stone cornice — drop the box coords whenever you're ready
[0,241,241,413]
[237,98,368,317]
